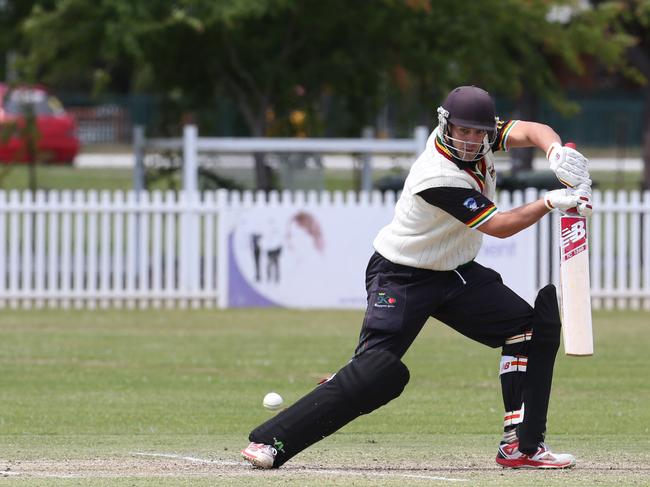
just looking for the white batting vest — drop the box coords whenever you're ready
[373,128,498,271]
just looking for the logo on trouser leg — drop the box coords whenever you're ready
[272,437,285,453]
[374,292,397,308]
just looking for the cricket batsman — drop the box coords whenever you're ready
[241,85,592,469]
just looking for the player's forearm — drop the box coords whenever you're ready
[478,199,549,238]
[509,121,561,154]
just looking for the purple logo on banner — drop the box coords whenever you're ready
[228,232,278,307]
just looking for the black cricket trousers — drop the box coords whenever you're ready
[355,252,534,358]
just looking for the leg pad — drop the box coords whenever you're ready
[517,284,561,453]
[249,349,409,467]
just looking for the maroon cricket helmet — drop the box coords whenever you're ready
[441,86,496,131]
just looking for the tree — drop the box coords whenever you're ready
[410,0,637,171]
[585,0,650,188]
[12,0,639,188]
[0,0,52,81]
[17,0,397,189]
[618,0,650,189]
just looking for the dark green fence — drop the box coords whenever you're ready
[59,90,646,147]
[498,91,645,148]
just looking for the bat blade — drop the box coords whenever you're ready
[559,214,593,356]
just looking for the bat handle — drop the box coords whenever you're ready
[563,141,579,216]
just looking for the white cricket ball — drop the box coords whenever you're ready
[263,392,284,411]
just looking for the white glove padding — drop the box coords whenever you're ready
[544,188,580,212]
[574,182,593,217]
[547,142,590,188]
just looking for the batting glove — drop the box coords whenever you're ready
[544,188,580,212]
[547,142,590,188]
[574,182,593,217]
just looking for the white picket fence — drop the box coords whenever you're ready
[0,188,649,310]
[537,189,650,310]
[0,190,218,309]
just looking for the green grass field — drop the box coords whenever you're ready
[0,308,648,485]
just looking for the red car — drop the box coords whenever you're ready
[0,83,79,164]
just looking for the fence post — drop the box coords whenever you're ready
[361,126,374,192]
[183,124,198,192]
[133,125,145,192]
[178,125,200,303]
[414,126,429,155]
[178,191,200,304]
[132,127,146,298]
[216,189,229,309]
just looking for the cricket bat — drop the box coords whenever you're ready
[559,142,594,356]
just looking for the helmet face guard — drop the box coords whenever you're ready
[436,86,497,163]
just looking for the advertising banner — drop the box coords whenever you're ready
[220,204,389,308]
[476,229,536,304]
[220,204,536,308]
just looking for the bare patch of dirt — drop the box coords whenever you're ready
[1,452,648,486]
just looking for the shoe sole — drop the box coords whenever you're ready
[496,457,576,469]
[241,450,274,469]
